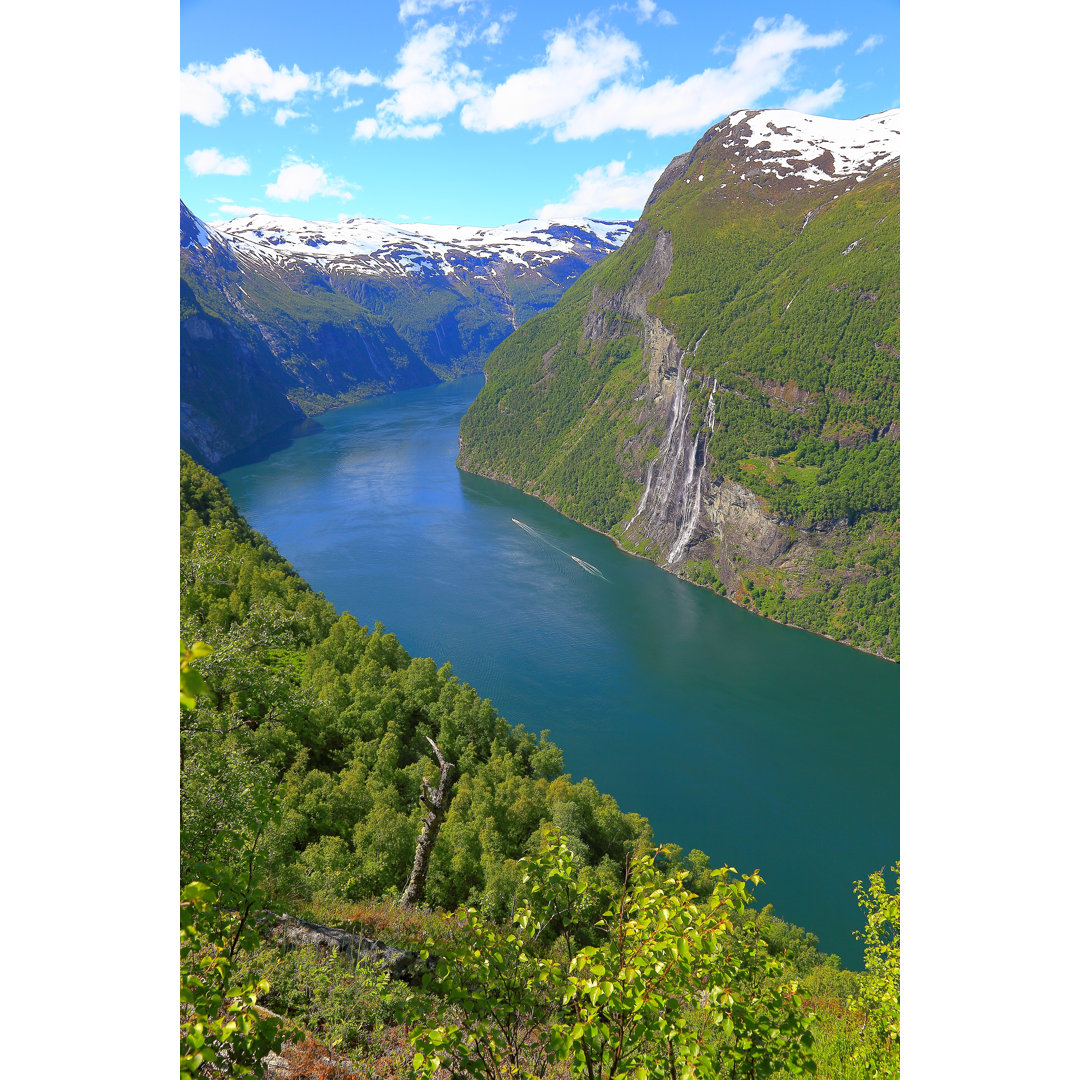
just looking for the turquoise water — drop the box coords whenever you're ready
[222,374,898,967]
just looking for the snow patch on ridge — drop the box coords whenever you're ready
[716,108,900,185]
[211,213,634,278]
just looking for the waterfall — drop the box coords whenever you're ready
[705,384,717,432]
[626,458,655,526]
[667,470,704,565]
[628,357,713,567]
[655,364,693,510]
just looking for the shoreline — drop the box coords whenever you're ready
[457,460,898,665]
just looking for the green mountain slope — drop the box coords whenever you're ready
[181,450,656,917]
[458,110,900,659]
[180,202,630,468]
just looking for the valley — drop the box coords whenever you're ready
[181,203,630,467]
[180,101,901,1080]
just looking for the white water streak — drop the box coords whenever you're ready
[513,518,606,580]
[667,470,704,565]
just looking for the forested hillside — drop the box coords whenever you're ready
[181,203,629,468]
[180,452,898,1078]
[181,450,659,914]
[458,110,900,658]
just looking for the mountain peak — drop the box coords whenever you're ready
[206,212,633,279]
[714,107,900,185]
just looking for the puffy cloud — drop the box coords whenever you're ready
[266,159,354,202]
[274,107,306,126]
[354,22,481,138]
[636,1,676,25]
[181,49,316,125]
[783,79,846,113]
[181,71,229,125]
[537,158,662,218]
[326,67,380,94]
[184,148,250,176]
[856,34,884,55]
[207,198,266,222]
[461,23,640,134]
[461,15,846,140]
[398,0,479,20]
[326,67,380,110]
[480,16,514,45]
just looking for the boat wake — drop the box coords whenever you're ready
[512,518,607,580]
[571,556,603,577]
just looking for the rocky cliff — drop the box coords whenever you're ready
[458,109,900,658]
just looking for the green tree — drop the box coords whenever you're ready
[409,828,815,1079]
[850,862,900,1079]
[180,873,290,1078]
[181,639,294,1078]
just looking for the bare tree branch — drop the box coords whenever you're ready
[400,737,456,907]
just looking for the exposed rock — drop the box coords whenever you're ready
[258,912,436,986]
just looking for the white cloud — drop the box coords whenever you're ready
[184,148,250,176]
[182,49,316,125]
[461,23,640,134]
[353,117,442,139]
[636,1,677,25]
[784,79,846,113]
[856,34,884,55]
[326,67,380,94]
[266,159,354,202]
[355,22,481,138]
[180,71,228,125]
[398,0,479,20]
[460,15,846,140]
[326,67,380,110]
[353,117,379,139]
[274,107,306,126]
[480,16,514,45]
[207,199,266,222]
[538,158,662,218]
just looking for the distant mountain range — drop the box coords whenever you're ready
[180,202,631,467]
[458,109,901,657]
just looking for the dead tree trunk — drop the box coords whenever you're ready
[400,736,455,906]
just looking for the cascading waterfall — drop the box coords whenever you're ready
[626,458,656,526]
[654,363,694,511]
[627,356,715,567]
[666,468,704,566]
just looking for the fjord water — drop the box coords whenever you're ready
[222,375,898,968]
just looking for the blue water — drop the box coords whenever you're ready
[222,374,898,967]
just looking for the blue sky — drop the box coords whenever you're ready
[182,0,898,226]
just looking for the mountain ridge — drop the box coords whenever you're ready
[458,108,900,658]
[180,201,631,468]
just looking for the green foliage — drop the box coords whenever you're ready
[181,873,293,1079]
[408,829,815,1080]
[180,453,864,1076]
[181,451,652,921]
[233,943,409,1058]
[459,159,900,656]
[182,640,213,711]
[849,863,900,1079]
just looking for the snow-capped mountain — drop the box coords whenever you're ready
[716,108,899,184]
[180,201,632,467]
[458,108,901,655]
[207,213,632,281]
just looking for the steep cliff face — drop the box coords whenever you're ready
[181,202,631,467]
[459,109,900,658]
